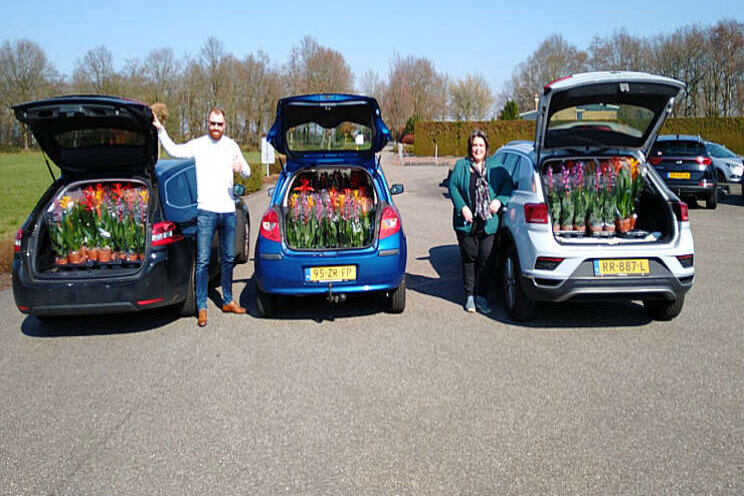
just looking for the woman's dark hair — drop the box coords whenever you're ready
[467,129,490,160]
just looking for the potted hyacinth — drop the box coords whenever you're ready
[586,165,604,235]
[572,163,587,233]
[614,161,633,233]
[559,164,574,231]
[545,166,561,233]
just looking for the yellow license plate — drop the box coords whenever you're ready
[306,265,356,282]
[668,172,690,179]
[594,259,650,276]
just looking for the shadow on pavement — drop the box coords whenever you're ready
[408,244,654,328]
[21,308,181,337]
[236,275,386,323]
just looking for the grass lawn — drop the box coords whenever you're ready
[0,151,60,238]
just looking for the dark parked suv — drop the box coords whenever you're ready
[649,134,717,209]
[12,96,250,318]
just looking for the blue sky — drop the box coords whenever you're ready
[5,0,743,94]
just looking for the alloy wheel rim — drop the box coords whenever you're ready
[505,258,516,309]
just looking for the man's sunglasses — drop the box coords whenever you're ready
[208,121,225,127]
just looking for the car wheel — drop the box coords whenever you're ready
[256,287,276,318]
[716,169,726,183]
[643,295,685,321]
[386,276,406,313]
[234,209,250,264]
[502,245,535,322]
[177,261,196,316]
[706,189,717,209]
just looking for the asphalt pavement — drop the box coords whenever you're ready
[0,148,742,495]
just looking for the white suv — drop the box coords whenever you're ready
[496,72,694,321]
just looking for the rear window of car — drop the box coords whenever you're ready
[707,143,737,158]
[286,122,373,152]
[651,140,706,156]
[547,103,654,141]
[55,129,146,149]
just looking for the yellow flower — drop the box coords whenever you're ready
[59,195,73,210]
[139,189,149,204]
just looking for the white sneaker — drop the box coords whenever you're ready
[465,295,476,313]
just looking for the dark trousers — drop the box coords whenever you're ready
[456,221,495,298]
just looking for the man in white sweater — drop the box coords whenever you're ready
[153,107,250,327]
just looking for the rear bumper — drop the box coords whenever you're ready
[520,258,694,302]
[665,180,716,198]
[254,234,406,295]
[12,241,194,316]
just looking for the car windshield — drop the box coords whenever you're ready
[707,143,737,158]
[286,121,373,152]
[651,140,706,156]
[547,103,654,146]
[55,128,146,149]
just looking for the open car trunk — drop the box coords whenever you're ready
[540,156,674,244]
[33,178,151,278]
[281,166,378,250]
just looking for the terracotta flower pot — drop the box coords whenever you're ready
[552,224,560,233]
[603,223,616,234]
[616,217,631,233]
[55,255,68,266]
[80,245,88,262]
[588,222,603,235]
[560,225,572,232]
[68,250,83,264]
[574,224,586,234]
[111,251,120,261]
[98,247,112,262]
[126,252,138,262]
[87,247,99,262]
[629,214,637,230]
[138,252,145,261]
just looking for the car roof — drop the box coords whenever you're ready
[498,141,534,155]
[655,134,703,142]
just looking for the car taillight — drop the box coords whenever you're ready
[649,157,662,165]
[524,203,548,224]
[14,228,22,252]
[672,201,689,222]
[380,205,401,239]
[696,156,712,166]
[151,221,184,246]
[259,209,280,242]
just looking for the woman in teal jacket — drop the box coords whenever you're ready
[448,130,513,313]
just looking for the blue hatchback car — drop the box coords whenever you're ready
[254,94,407,316]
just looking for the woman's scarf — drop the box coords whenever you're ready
[471,161,491,221]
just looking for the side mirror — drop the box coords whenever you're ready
[390,184,404,195]
[233,184,246,197]
[267,186,275,198]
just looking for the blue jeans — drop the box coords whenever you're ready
[196,210,236,310]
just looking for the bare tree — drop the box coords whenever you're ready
[448,73,494,121]
[588,29,648,71]
[73,45,117,94]
[382,60,414,140]
[0,39,58,148]
[508,34,587,113]
[199,37,227,106]
[285,36,352,94]
[708,19,744,117]
[142,47,179,103]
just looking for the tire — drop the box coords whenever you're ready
[234,209,250,264]
[716,168,726,184]
[705,189,717,209]
[643,295,685,321]
[177,261,196,316]
[502,245,535,322]
[386,276,406,313]
[256,287,276,318]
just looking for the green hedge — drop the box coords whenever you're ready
[414,118,744,156]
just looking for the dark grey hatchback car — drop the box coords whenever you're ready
[649,134,717,209]
[12,95,249,319]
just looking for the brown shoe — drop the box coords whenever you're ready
[197,309,207,327]
[222,301,246,314]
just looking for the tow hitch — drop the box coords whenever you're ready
[326,283,347,303]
